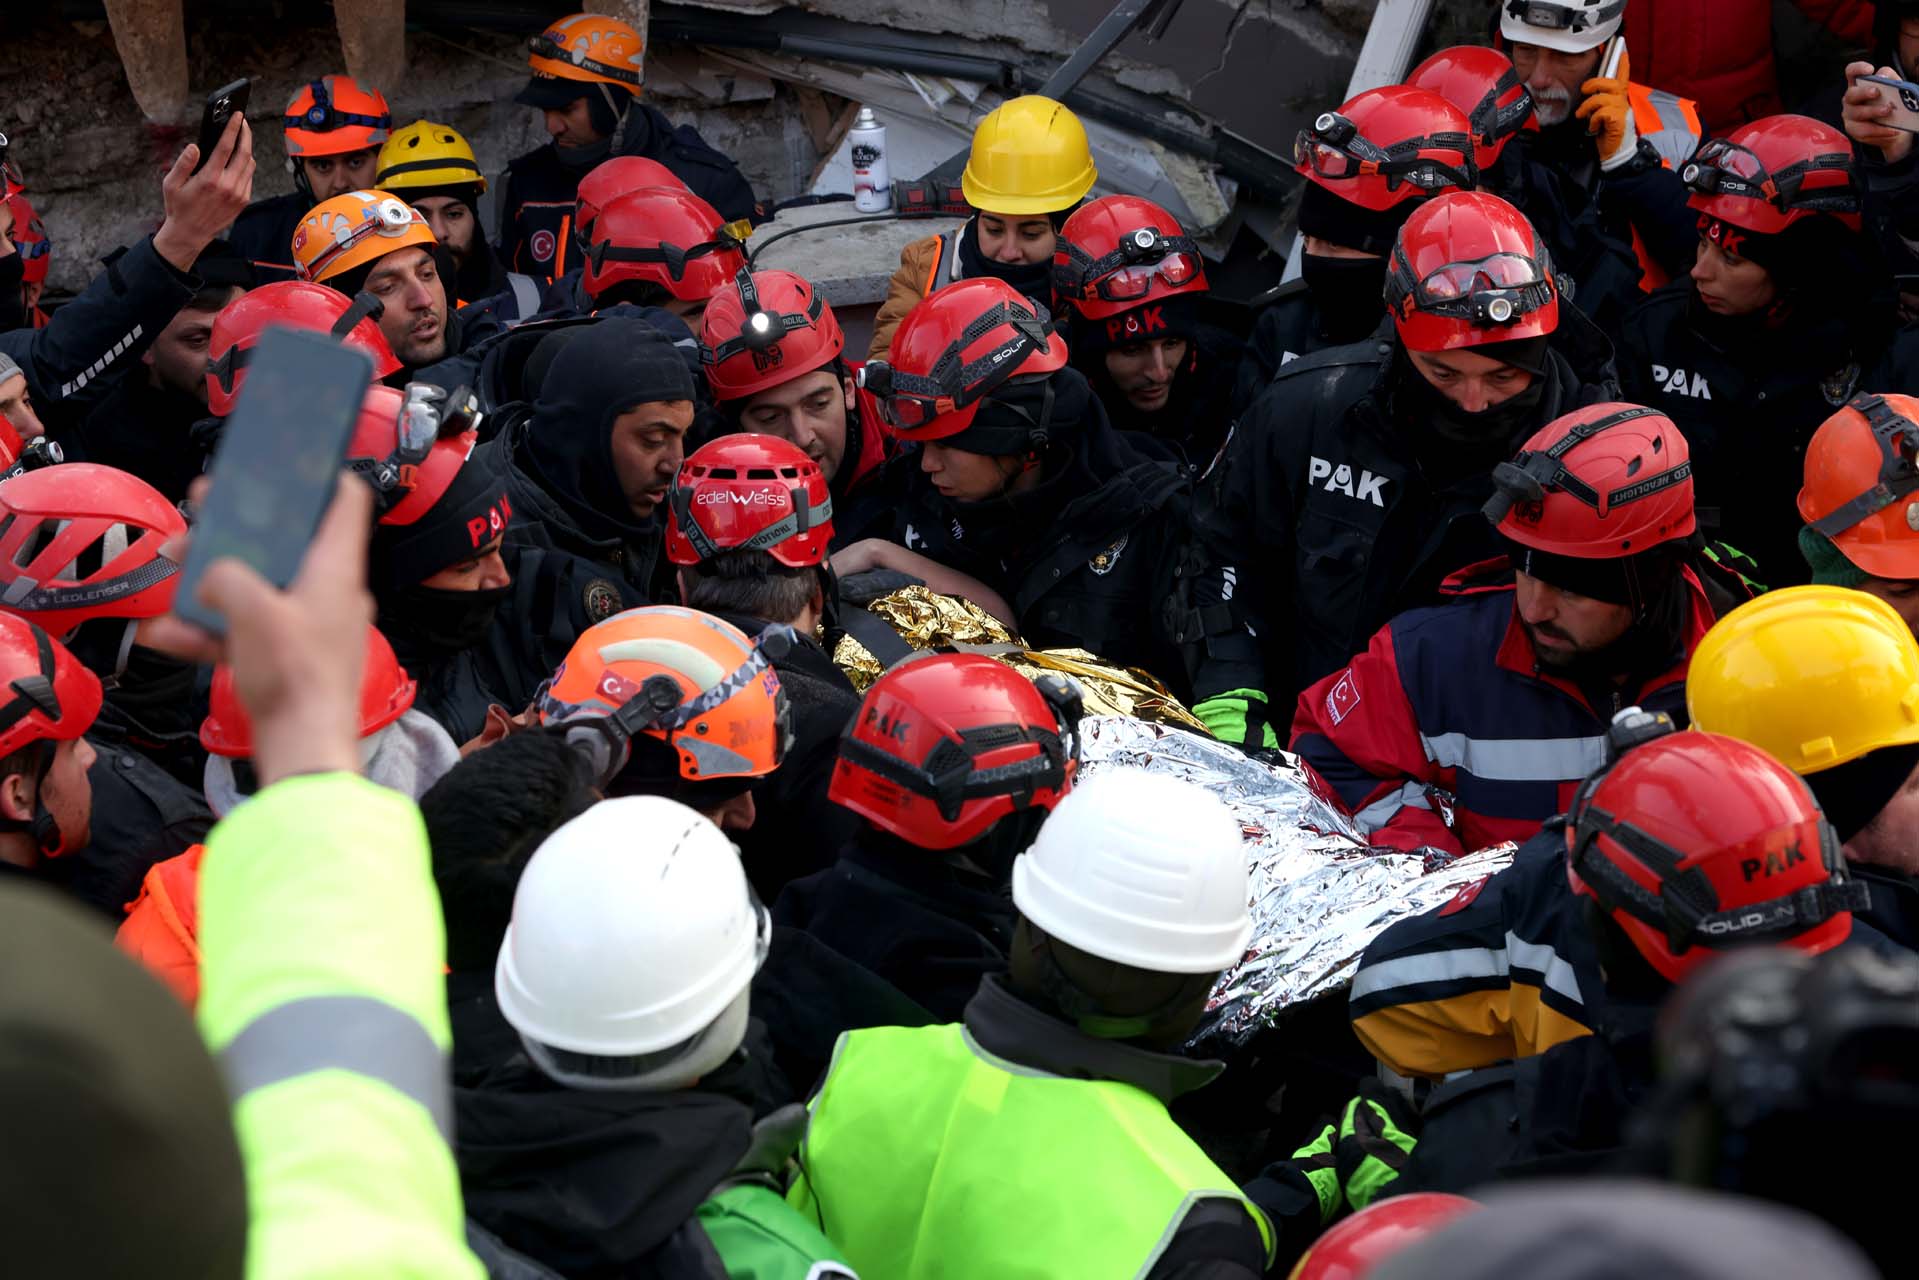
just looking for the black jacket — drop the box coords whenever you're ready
[710,609,859,900]
[1856,865,1919,953]
[495,104,759,278]
[1070,321,1246,473]
[1519,117,1702,282]
[53,737,212,920]
[1489,137,1646,335]
[886,391,1262,706]
[1205,309,1619,704]
[774,835,1017,1023]
[65,372,208,502]
[1616,282,1895,586]
[962,976,1272,1280]
[225,191,306,285]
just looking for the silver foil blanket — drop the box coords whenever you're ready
[1075,716,1517,1049]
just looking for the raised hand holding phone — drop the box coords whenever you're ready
[194,79,252,175]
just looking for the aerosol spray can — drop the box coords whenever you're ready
[850,106,891,212]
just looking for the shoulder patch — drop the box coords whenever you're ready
[581,577,622,623]
[1438,874,1492,916]
[1325,669,1361,724]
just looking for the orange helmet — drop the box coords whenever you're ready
[1798,392,1919,580]
[291,189,436,286]
[283,76,392,157]
[202,624,414,757]
[535,605,794,788]
[526,12,644,97]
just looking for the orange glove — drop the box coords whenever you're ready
[1576,49,1638,171]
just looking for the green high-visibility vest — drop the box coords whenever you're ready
[788,1023,1274,1280]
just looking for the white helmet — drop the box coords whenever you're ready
[1010,767,1252,974]
[1499,0,1625,54]
[495,795,770,1090]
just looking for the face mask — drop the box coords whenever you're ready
[1405,360,1551,446]
[555,135,613,171]
[379,582,512,659]
[1300,252,1390,345]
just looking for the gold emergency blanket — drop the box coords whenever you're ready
[830,586,1212,735]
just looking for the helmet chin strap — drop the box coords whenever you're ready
[0,741,65,857]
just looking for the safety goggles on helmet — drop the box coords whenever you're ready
[285,78,391,135]
[1484,405,1691,524]
[1293,112,1475,196]
[859,299,1057,432]
[1682,138,1858,218]
[528,31,643,88]
[586,220,750,283]
[834,670,1084,824]
[1054,226,1203,304]
[1807,393,1919,539]
[1469,67,1537,147]
[1386,246,1556,329]
[1503,0,1626,32]
[301,196,428,282]
[206,290,386,397]
[1569,712,1867,957]
[701,268,827,373]
[535,623,798,790]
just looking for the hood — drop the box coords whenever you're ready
[456,1061,752,1275]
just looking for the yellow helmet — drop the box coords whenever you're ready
[1686,584,1919,774]
[960,95,1098,215]
[291,190,436,285]
[377,120,487,195]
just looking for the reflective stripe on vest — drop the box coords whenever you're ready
[791,1023,1274,1279]
[1628,85,1703,172]
[1418,731,1608,783]
[1350,929,1587,1008]
[506,272,544,321]
[221,994,454,1140]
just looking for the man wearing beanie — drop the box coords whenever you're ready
[1209,192,1619,709]
[1294,403,1739,855]
[1053,195,1245,467]
[495,11,756,280]
[1689,585,1919,952]
[1619,115,1892,587]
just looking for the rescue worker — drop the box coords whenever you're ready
[788,767,1275,1277]
[1211,190,1617,707]
[665,434,859,894]
[580,183,743,330]
[1316,724,1865,1212]
[1796,392,1919,635]
[1687,585,1919,949]
[1292,403,1724,855]
[228,75,392,283]
[478,797,854,1278]
[0,613,101,878]
[1407,46,1644,333]
[67,240,252,496]
[0,464,213,916]
[377,120,537,313]
[1618,114,1886,587]
[291,189,457,372]
[497,11,757,278]
[700,268,897,544]
[1248,86,1475,378]
[534,604,790,835]
[774,652,1082,1019]
[116,622,459,1007]
[1053,194,1244,466]
[1500,0,1705,282]
[869,94,1096,360]
[866,278,1269,745]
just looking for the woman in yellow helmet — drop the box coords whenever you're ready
[868,95,1097,360]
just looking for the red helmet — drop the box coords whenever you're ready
[283,75,392,157]
[205,281,402,416]
[0,614,101,762]
[1053,195,1208,322]
[202,623,414,758]
[1566,726,1866,983]
[0,413,23,472]
[1685,114,1859,236]
[1293,86,1475,212]
[10,194,49,286]
[345,383,483,526]
[1386,191,1558,352]
[0,463,187,638]
[699,268,846,402]
[1289,1193,1480,1280]
[1407,46,1537,172]
[666,434,835,568]
[1486,403,1696,557]
[576,157,686,241]
[582,187,746,305]
[862,278,1069,441]
[829,653,1082,850]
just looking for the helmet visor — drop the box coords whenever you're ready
[1293,113,1475,195]
[1683,138,1857,216]
[1394,249,1554,326]
[1097,251,1201,302]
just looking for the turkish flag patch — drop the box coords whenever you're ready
[1325,671,1361,724]
[1438,875,1491,916]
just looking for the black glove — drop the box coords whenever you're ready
[839,567,923,605]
